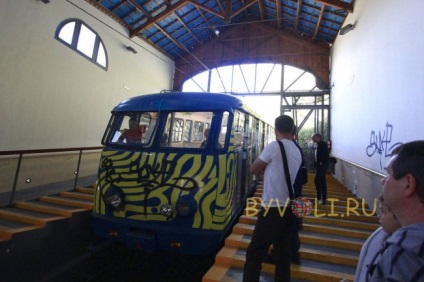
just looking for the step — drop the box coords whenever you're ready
[234,221,372,241]
[302,216,379,231]
[210,246,354,282]
[39,195,93,210]
[225,233,358,267]
[59,191,94,201]
[302,223,372,240]
[203,263,352,282]
[0,218,42,240]
[0,208,66,227]
[14,201,85,217]
[76,187,96,194]
[229,225,363,253]
[239,214,378,235]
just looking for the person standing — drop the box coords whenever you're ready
[243,115,302,282]
[312,133,329,205]
[354,195,401,282]
[367,140,424,281]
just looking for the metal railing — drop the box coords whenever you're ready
[0,146,102,206]
[334,155,385,178]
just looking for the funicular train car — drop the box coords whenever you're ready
[92,92,273,255]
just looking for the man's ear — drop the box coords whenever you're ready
[404,173,418,198]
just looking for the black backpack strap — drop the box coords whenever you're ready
[277,141,294,200]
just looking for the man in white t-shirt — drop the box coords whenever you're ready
[243,115,302,282]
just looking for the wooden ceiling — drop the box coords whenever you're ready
[86,0,354,89]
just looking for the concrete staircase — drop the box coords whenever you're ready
[203,175,379,282]
[0,186,95,243]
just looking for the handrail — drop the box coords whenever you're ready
[0,146,103,156]
[1,146,103,206]
[333,155,385,178]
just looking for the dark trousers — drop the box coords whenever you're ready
[292,216,301,254]
[243,207,294,282]
[315,163,328,202]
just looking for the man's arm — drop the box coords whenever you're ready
[250,158,267,178]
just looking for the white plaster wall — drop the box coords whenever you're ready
[0,0,174,150]
[330,0,424,204]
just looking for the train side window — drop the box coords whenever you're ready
[172,118,184,142]
[233,111,245,149]
[193,121,205,142]
[184,120,193,142]
[219,112,229,149]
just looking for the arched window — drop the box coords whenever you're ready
[182,64,330,150]
[55,19,108,70]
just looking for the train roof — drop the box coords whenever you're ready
[113,92,248,114]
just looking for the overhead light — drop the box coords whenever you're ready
[339,24,354,35]
[126,46,137,54]
[40,0,50,3]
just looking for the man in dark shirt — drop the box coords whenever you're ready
[312,133,329,205]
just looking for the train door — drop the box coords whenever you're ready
[232,111,245,206]
[241,114,250,198]
[244,116,258,190]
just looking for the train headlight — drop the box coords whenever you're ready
[103,186,125,209]
[176,196,197,216]
[160,204,173,217]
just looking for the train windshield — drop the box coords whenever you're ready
[160,111,227,149]
[108,112,158,145]
[104,111,229,149]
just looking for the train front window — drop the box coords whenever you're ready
[110,112,158,145]
[161,111,216,148]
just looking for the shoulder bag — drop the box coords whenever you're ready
[277,141,312,218]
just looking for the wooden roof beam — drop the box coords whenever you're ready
[276,0,281,29]
[294,0,302,31]
[312,5,325,40]
[189,1,224,18]
[130,0,189,37]
[224,0,232,23]
[314,0,353,13]
[257,0,265,20]
[194,6,218,36]
[230,0,257,20]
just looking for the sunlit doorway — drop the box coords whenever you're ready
[182,63,330,170]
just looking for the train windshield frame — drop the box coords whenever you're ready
[103,111,158,146]
[103,110,230,150]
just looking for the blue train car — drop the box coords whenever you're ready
[92,92,273,255]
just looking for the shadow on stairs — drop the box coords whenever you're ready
[203,174,379,282]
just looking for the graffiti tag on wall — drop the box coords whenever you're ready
[366,122,402,170]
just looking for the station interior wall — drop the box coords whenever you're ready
[0,0,174,151]
[330,0,424,206]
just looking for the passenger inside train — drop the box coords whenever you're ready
[117,118,145,143]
